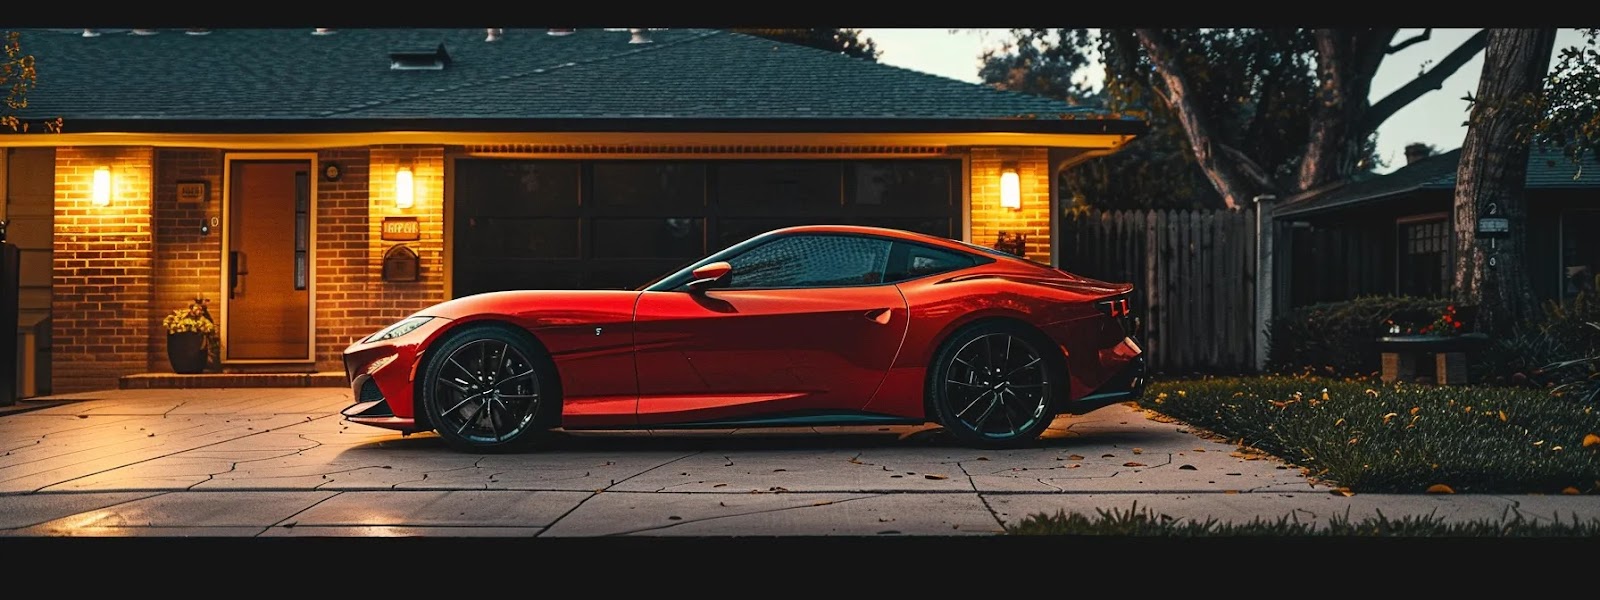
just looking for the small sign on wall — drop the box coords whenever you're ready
[382,216,421,241]
[176,181,209,205]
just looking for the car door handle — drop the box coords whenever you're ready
[864,308,893,325]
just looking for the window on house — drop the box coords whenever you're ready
[1397,216,1450,298]
[1562,210,1600,298]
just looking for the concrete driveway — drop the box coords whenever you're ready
[0,387,1595,537]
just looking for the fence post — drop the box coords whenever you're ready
[1253,195,1279,372]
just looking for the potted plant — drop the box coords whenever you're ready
[162,296,218,374]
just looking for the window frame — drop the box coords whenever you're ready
[1394,212,1452,299]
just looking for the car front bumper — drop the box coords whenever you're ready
[339,317,454,433]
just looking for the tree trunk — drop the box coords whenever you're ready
[1297,30,1389,192]
[1452,28,1558,337]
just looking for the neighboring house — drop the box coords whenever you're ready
[0,28,1145,394]
[1270,144,1600,311]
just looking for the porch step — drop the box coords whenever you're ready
[119,372,348,389]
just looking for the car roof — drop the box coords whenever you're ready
[765,224,976,251]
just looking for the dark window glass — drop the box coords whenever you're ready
[715,162,843,215]
[459,218,580,259]
[1562,211,1600,298]
[850,161,956,213]
[591,162,706,212]
[714,217,825,251]
[1397,218,1449,298]
[885,242,978,282]
[593,218,704,259]
[724,235,892,289]
[454,160,580,217]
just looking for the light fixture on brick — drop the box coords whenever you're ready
[1000,162,1021,210]
[395,166,415,209]
[91,167,112,207]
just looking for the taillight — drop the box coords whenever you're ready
[1095,295,1137,337]
[1095,297,1130,317]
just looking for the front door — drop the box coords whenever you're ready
[222,156,314,363]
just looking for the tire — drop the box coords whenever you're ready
[927,321,1062,448]
[418,323,557,453]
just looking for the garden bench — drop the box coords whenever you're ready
[1374,333,1490,385]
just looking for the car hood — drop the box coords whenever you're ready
[412,289,644,322]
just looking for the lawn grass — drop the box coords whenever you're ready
[1134,374,1600,494]
[1007,503,1600,536]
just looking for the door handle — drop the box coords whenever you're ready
[864,308,893,325]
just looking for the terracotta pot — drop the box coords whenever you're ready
[167,332,209,374]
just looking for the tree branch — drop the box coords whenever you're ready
[1217,143,1277,190]
[1364,29,1489,132]
[1133,29,1258,208]
[1387,29,1432,54]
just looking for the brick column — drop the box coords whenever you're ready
[969,147,1051,264]
[151,149,224,372]
[52,146,155,392]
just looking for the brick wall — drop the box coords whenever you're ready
[969,147,1052,265]
[52,146,155,392]
[312,146,446,371]
[151,149,223,372]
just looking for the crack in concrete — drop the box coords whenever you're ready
[386,460,485,489]
[262,490,344,535]
[160,400,192,419]
[977,492,1009,531]
[955,460,979,493]
[602,451,702,491]
[536,491,602,538]
[604,493,882,536]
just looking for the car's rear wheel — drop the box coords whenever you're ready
[420,324,556,453]
[927,321,1060,448]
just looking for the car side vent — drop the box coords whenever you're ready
[390,43,451,70]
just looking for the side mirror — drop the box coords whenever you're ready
[687,261,732,292]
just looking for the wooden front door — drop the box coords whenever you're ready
[222,156,314,363]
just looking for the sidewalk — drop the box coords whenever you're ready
[1,387,1598,537]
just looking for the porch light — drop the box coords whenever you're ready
[1000,163,1021,210]
[91,167,112,207]
[395,167,415,209]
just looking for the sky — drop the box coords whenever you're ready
[858,28,1588,174]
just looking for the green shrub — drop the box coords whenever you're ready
[1474,277,1600,388]
[1138,375,1600,494]
[1266,296,1453,376]
[1008,503,1600,536]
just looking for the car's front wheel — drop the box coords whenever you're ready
[419,324,556,453]
[927,321,1061,448]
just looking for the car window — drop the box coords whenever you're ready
[884,242,979,282]
[722,234,893,289]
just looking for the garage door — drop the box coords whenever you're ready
[451,158,960,297]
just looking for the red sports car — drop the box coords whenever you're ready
[341,225,1145,452]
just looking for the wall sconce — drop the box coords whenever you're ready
[91,167,112,207]
[999,162,1021,210]
[394,167,415,209]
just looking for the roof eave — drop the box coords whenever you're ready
[31,116,1149,136]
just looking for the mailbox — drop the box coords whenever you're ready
[382,244,420,282]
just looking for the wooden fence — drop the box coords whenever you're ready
[1058,207,1259,374]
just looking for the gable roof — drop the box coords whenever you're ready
[7,28,1145,135]
[1275,145,1600,219]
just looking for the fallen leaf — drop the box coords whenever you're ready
[1224,490,1239,494]
[1179,464,1197,470]
[1426,484,1455,494]
[1364,389,1379,398]
[1583,433,1600,448]
[1534,440,1545,446]
[813,500,834,506]
[1066,464,1081,469]
[1562,487,1581,495]
[76,415,88,419]
[1067,454,1085,460]
[1101,454,1116,458]
[769,486,789,492]
[1554,446,1565,452]
[1334,418,1346,426]
[1348,437,1359,445]
[847,457,863,464]
[1123,462,1146,467]
[668,516,682,521]
[1331,487,1354,497]
[1409,407,1421,415]
[773,468,787,472]
[924,474,948,480]
[976,457,990,461]
[1382,412,1398,425]
[1132,448,1144,454]
[1499,410,1508,422]
[1193,448,1205,452]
